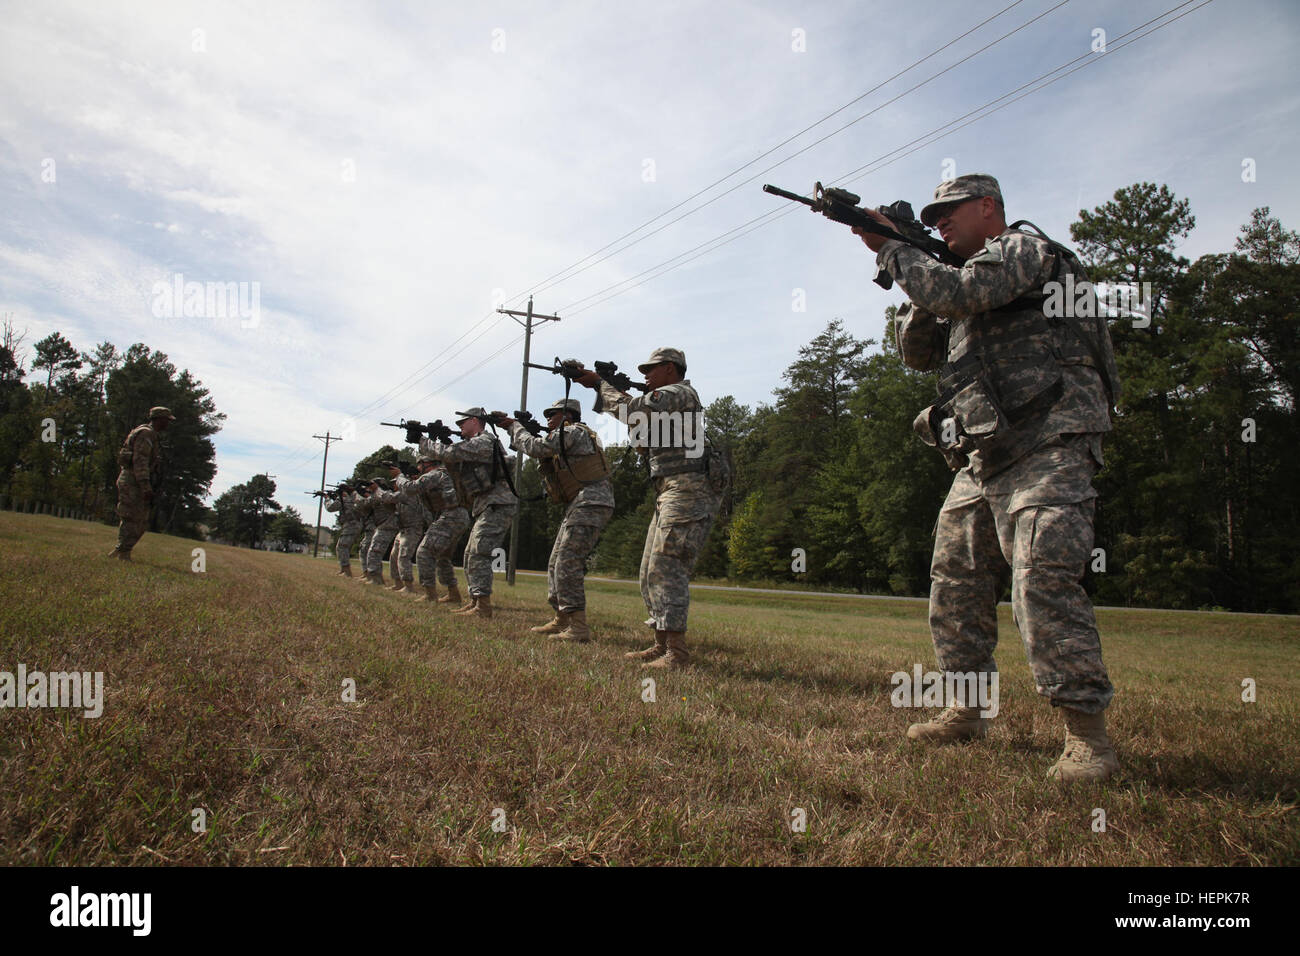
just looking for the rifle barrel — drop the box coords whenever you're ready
[763,183,814,207]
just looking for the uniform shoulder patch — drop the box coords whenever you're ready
[649,389,662,402]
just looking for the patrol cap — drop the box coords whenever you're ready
[637,347,686,374]
[148,406,177,421]
[919,174,1004,227]
[454,407,488,423]
[543,398,583,418]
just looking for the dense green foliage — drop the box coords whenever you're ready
[0,329,223,538]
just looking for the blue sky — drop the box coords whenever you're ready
[2,0,1296,506]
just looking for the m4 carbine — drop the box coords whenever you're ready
[381,418,463,446]
[513,410,544,437]
[526,356,649,393]
[762,182,965,288]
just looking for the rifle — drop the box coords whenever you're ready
[512,410,544,437]
[762,182,965,289]
[381,418,462,445]
[526,356,649,393]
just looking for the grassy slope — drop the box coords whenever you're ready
[0,512,1296,866]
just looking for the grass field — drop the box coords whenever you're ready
[0,511,1296,866]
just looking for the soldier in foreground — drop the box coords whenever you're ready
[400,455,470,604]
[855,173,1122,783]
[324,482,360,576]
[419,408,518,619]
[360,477,399,586]
[497,399,614,642]
[109,406,176,561]
[572,349,722,668]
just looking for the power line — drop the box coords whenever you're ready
[559,0,1211,318]
[503,0,1037,306]
[266,1,1046,475]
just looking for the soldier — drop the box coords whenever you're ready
[498,399,615,642]
[109,406,176,561]
[855,173,1122,783]
[419,408,518,619]
[572,349,722,668]
[354,484,376,580]
[324,482,360,576]
[360,477,399,586]
[400,454,470,605]
[375,470,426,594]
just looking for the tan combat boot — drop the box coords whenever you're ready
[341,566,353,577]
[530,611,569,635]
[401,578,419,594]
[1047,708,1120,783]
[387,577,405,591]
[439,581,463,605]
[553,609,590,642]
[451,595,479,614]
[469,593,493,619]
[906,705,988,743]
[625,630,668,662]
[645,631,688,669]
[418,583,440,602]
[373,571,387,586]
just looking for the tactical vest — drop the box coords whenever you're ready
[924,223,1119,470]
[538,423,612,504]
[116,424,155,469]
[642,384,711,480]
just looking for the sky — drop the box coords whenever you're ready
[2,0,1296,509]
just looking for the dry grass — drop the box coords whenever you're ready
[0,511,1296,866]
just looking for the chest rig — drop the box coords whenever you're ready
[924,223,1118,462]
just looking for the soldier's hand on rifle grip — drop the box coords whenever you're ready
[852,207,894,253]
[572,369,601,389]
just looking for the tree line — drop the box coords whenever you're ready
[0,327,223,538]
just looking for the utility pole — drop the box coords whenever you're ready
[496,296,560,585]
[312,432,340,557]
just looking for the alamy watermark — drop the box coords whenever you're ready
[613,405,705,459]
[1,665,104,718]
[151,273,261,328]
[1044,274,1153,328]
[890,664,999,718]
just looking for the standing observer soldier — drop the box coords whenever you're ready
[400,455,470,605]
[572,349,723,669]
[325,482,360,576]
[419,408,518,619]
[496,398,615,643]
[109,406,175,561]
[854,173,1122,783]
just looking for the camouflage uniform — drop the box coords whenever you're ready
[401,467,470,587]
[420,430,518,597]
[885,182,1120,715]
[325,491,362,569]
[594,378,719,633]
[377,480,427,583]
[508,416,614,613]
[354,494,377,570]
[113,417,167,554]
[365,490,400,576]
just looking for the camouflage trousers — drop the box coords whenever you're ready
[640,472,720,633]
[548,503,613,613]
[115,474,149,553]
[929,433,1114,714]
[335,525,360,569]
[364,527,397,575]
[417,507,470,586]
[391,526,425,582]
[359,529,375,567]
[464,503,516,597]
